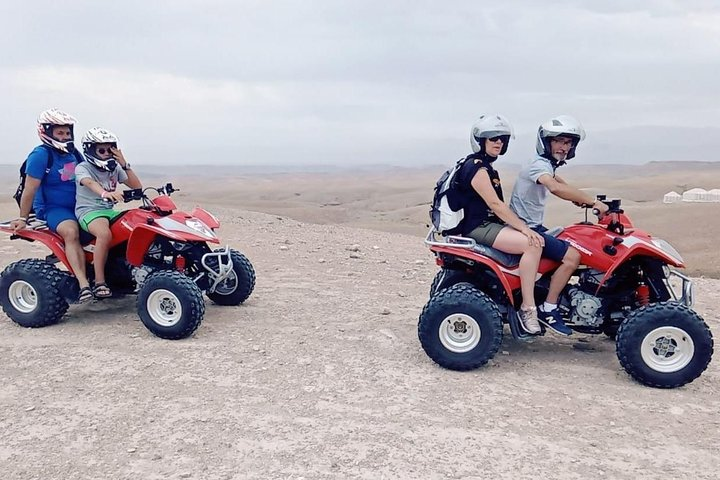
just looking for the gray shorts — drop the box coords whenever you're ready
[467,221,505,247]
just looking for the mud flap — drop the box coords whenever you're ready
[507,309,541,342]
[59,274,80,304]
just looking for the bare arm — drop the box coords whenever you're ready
[112,147,142,189]
[80,177,124,203]
[471,169,535,234]
[122,169,142,189]
[538,174,609,214]
[11,176,41,231]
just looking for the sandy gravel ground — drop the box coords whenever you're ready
[1,208,718,480]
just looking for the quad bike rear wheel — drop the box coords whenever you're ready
[0,259,69,328]
[137,270,205,340]
[418,283,503,371]
[206,249,255,306]
[429,268,471,297]
[616,302,713,388]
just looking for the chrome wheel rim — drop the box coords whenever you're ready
[439,313,481,353]
[8,280,38,314]
[214,270,238,295]
[640,326,695,373]
[146,289,182,327]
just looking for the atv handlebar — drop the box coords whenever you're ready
[122,183,178,203]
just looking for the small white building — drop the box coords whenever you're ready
[682,188,709,202]
[663,191,682,203]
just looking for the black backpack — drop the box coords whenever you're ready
[429,156,469,236]
[13,145,83,212]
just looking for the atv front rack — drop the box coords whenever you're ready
[200,245,234,293]
[664,268,694,307]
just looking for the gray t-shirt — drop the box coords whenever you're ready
[509,155,556,228]
[75,163,128,220]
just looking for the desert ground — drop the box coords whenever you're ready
[0,162,719,479]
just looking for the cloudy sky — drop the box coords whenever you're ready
[1,1,718,166]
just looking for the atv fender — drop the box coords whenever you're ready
[599,244,684,292]
[432,245,518,306]
[126,224,189,267]
[190,207,220,229]
[0,226,73,272]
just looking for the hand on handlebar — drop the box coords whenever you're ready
[592,201,610,219]
[103,190,125,204]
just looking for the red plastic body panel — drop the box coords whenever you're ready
[190,207,220,229]
[0,225,73,272]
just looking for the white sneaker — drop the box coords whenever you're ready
[518,307,541,335]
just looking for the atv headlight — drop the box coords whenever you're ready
[185,219,215,238]
[651,238,683,264]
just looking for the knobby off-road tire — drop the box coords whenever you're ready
[137,270,205,340]
[0,259,69,328]
[616,302,713,388]
[418,283,503,371]
[206,249,255,306]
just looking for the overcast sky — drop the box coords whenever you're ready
[1,1,718,166]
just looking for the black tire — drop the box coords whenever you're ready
[137,270,205,340]
[0,259,69,328]
[602,323,619,340]
[616,302,714,388]
[206,249,256,306]
[429,268,469,297]
[418,283,503,371]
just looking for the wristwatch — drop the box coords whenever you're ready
[122,162,132,171]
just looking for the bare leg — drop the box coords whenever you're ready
[86,218,112,285]
[56,219,90,289]
[492,227,542,308]
[546,247,581,304]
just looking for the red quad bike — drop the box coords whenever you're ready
[419,196,714,388]
[0,183,255,340]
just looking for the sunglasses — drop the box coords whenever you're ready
[96,147,115,155]
[488,136,508,143]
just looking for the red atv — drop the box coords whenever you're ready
[419,197,713,388]
[0,183,255,340]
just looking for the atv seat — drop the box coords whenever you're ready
[472,244,520,268]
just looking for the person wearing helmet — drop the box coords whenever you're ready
[75,127,142,298]
[455,114,546,335]
[509,115,609,336]
[10,108,93,303]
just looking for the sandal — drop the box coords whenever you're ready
[92,282,112,299]
[78,286,94,304]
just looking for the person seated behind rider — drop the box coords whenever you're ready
[509,115,609,336]
[455,114,546,335]
[10,108,93,303]
[75,127,142,299]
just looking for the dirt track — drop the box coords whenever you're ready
[1,209,718,480]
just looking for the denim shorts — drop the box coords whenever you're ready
[38,207,77,233]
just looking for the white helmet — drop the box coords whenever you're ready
[536,115,586,161]
[470,114,514,155]
[82,127,119,171]
[37,108,77,153]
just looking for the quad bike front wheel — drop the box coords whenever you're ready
[0,259,69,328]
[137,270,205,340]
[616,302,713,388]
[206,249,255,306]
[418,283,503,371]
